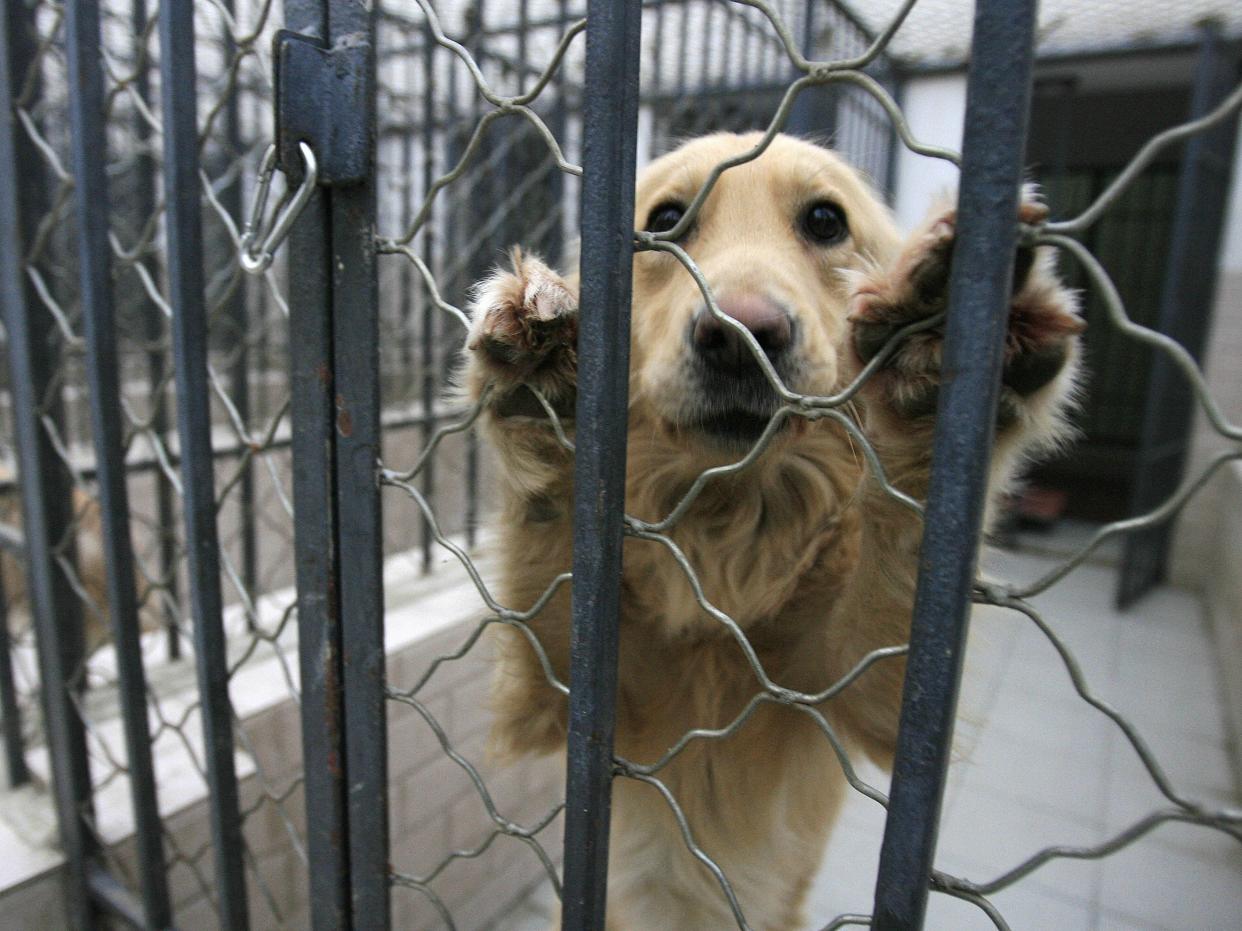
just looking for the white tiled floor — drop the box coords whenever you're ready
[807,547,1242,931]
[503,546,1242,931]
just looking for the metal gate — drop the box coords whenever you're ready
[0,0,1239,929]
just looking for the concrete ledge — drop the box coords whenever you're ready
[0,540,564,929]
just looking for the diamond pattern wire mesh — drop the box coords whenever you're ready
[0,0,1238,928]
[4,0,317,924]
[370,1,1240,929]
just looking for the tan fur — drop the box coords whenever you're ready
[1,476,148,655]
[460,133,1081,929]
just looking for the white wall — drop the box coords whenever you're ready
[891,73,968,232]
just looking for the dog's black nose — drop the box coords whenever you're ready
[691,294,794,373]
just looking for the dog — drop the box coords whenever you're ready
[460,132,1081,930]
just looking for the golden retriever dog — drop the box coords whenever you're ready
[461,132,1081,930]
[1,472,146,655]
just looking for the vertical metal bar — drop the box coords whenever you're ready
[560,1,642,927]
[0,564,29,787]
[222,0,258,614]
[324,0,386,924]
[63,0,172,924]
[544,0,569,265]
[399,59,414,401]
[518,0,530,86]
[0,3,96,927]
[882,77,904,204]
[463,4,486,552]
[785,0,817,135]
[281,0,351,924]
[651,0,664,97]
[157,1,251,926]
[420,22,436,575]
[130,0,182,663]
[400,47,416,398]
[720,0,736,92]
[1117,25,1238,607]
[871,2,1038,928]
[675,0,688,95]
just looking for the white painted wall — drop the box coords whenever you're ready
[891,73,968,232]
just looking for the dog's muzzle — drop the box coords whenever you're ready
[686,293,796,447]
[690,293,794,375]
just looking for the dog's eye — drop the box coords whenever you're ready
[645,202,686,235]
[801,201,849,245]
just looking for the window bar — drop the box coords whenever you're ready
[64,0,173,923]
[282,0,351,923]
[560,2,643,928]
[157,0,251,925]
[871,1,1039,928]
[0,3,96,926]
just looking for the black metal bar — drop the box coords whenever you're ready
[871,2,1038,928]
[519,0,530,88]
[130,0,181,663]
[157,0,251,926]
[85,862,147,930]
[462,3,488,553]
[0,3,96,926]
[1117,25,1239,607]
[545,0,569,265]
[785,0,817,134]
[560,1,642,928]
[420,21,436,575]
[399,52,415,400]
[0,564,28,787]
[651,0,665,96]
[324,0,386,923]
[882,77,904,203]
[223,0,258,616]
[64,0,172,924]
[282,0,351,924]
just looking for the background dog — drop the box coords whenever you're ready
[461,132,1082,930]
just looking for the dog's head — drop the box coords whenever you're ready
[628,133,902,452]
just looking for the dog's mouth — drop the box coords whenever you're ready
[682,366,787,450]
[690,408,781,447]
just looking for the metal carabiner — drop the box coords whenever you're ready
[239,141,318,275]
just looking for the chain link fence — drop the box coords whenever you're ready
[0,0,1238,929]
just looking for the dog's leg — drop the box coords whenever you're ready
[827,197,1083,766]
[463,250,580,761]
[462,248,579,498]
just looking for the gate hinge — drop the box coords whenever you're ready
[273,30,372,186]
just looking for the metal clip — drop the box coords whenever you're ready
[239,141,317,275]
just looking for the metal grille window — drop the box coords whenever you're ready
[0,1,1238,929]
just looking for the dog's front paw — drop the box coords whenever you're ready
[467,248,578,391]
[848,198,1083,432]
